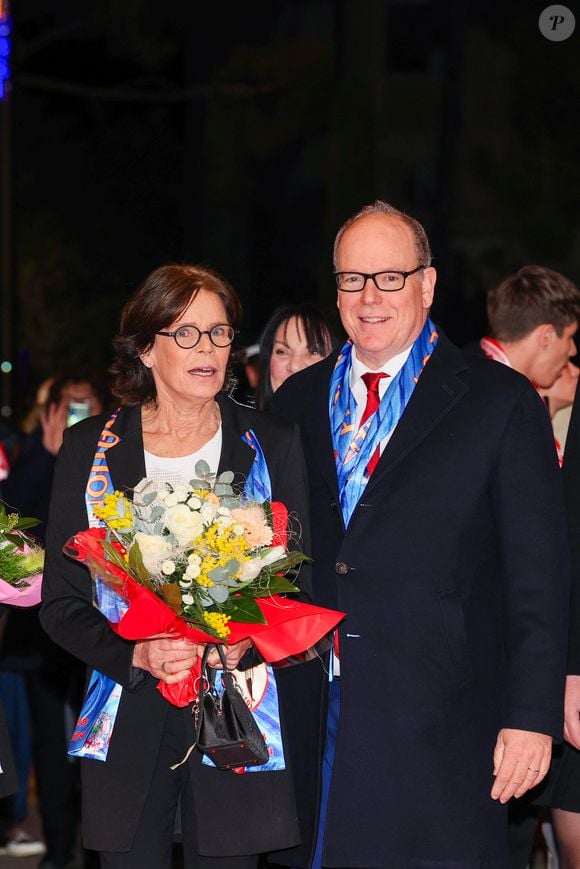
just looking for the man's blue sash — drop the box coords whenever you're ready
[329,319,438,526]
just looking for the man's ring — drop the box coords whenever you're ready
[528,767,541,772]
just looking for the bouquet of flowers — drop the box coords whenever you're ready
[67,461,343,707]
[0,502,43,606]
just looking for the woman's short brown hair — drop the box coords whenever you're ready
[111,263,242,406]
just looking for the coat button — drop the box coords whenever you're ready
[335,561,349,575]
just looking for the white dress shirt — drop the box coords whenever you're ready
[350,345,413,455]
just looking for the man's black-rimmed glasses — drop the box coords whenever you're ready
[334,265,427,293]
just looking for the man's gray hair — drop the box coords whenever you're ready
[333,200,432,271]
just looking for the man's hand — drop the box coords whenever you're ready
[132,634,199,683]
[491,728,552,803]
[564,674,580,749]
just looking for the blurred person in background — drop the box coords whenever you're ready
[1,373,108,869]
[475,264,580,468]
[540,361,580,454]
[537,384,580,868]
[473,264,580,868]
[230,342,260,407]
[20,378,55,435]
[255,303,341,410]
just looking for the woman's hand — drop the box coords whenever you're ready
[201,638,253,670]
[132,634,199,683]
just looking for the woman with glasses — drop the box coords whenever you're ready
[39,264,312,868]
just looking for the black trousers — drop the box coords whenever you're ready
[26,665,84,866]
[99,705,259,869]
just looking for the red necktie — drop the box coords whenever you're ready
[361,371,388,477]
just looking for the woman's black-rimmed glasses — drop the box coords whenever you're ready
[156,324,237,349]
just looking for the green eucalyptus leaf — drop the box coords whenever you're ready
[194,460,211,478]
[208,585,229,603]
[224,559,239,576]
[214,483,233,497]
[208,566,228,582]
[140,492,157,506]
[189,479,211,490]
[217,471,234,485]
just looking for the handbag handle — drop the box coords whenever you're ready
[197,644,229,699]
[199,643,228,673]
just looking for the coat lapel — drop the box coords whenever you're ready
[216,394,257,482]
[105,405,146,493]
[363,335,469,494]
[301,355,341,501]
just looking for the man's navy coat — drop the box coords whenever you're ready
[271,333,570,869]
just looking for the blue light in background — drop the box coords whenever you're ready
[0,10,10,101]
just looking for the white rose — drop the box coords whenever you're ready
[200,502,218,523]
[258,545,286,567]
[182,593,194,606]
[173,485,189,503]
[165,504,204,546]
[187,553,202,565]
[165,493,179,507]
[134,532,172,573]
[161,560,176,576]
[179,577,193,588]
[187,495,202,510]
[238,559,262,581]
[185,563,201,580]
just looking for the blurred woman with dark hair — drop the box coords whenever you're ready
[255,303,341,410]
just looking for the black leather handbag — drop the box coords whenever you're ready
[194,644,269,771]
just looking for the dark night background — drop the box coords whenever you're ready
[1,0,579,419]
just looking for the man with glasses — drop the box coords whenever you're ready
[269,201,570,868]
